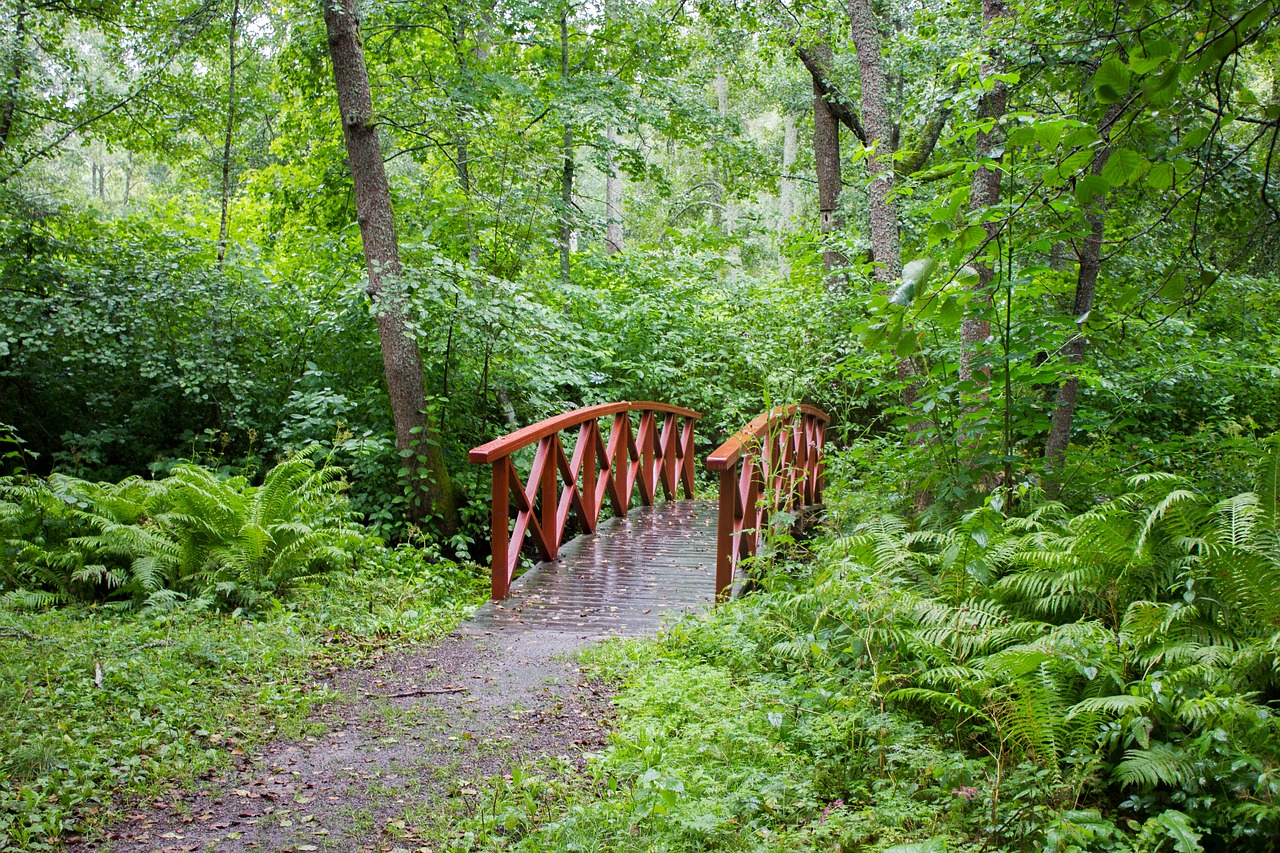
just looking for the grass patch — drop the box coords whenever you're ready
[0,547,486,850]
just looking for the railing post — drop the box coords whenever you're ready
[581,421,597,532]
[716,466,736,600]
[540,435,559,556]
[640,410,656,505]
[490,458,510,600]
[681,418,696,498]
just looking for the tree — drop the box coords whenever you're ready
[321,0,458,532]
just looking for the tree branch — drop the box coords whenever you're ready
[795,45,866,144]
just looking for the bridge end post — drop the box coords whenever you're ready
[715,467,736,600]
[490,458,511,600]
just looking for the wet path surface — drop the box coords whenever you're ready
[86,502,715,852]
[467,500,717,635]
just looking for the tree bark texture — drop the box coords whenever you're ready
[810,43,843,270]
[796,45,866,143]
[959,0,1010,387]
[848,0,900,285]
[0,0,26,153]
[779,113,798,231]
[558,12,573,282]
[713,70,734,234]
[604,126,623,253]
[216,0,239,271]
[1043,106,1121,477]
[322,0,458,532]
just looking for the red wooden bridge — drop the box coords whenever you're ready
[466,401,828,634]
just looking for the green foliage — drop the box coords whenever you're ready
[440,441,1280,853]
[0,544,484,851]
[1,453,365,610]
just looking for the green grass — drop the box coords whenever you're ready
[0,548,486,850]
[433,621,990,853]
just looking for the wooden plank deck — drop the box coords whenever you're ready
[463,500,717,637]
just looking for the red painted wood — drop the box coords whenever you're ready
[470,401,702,601]
[710,406,830,599]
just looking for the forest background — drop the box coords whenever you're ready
[3,0,1280,850]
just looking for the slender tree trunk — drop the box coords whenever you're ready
[216,0,240,271]
[122,152,134,211]
[558,11,573,283]
[1044,107,1121,478]
[848,0,900,284]
[0,0,26,153]
[604,126,623,254]
[811,43,843,270]
[322,0,458,532]
[713,70,734,234]
[779,113,798,231]
[959,0,1010,388]
[454,21,489,268]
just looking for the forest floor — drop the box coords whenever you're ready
[77,621,617,853]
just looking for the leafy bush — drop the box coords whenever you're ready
[1,453,364,610]
[448,442,1280,852]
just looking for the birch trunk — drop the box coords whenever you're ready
[779,113,798,231]
[558,12,574,282]
[605,126,623,253]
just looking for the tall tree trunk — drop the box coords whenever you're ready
[558,11,573,283]
[0,0,26,153]
[779,113,798,231]
[453,20,489,268]
[1044,106,1121,479]
[959,0,1010,388]
[713,70,734,234]
[848,0,900,284]
[122,152,134,211]
[216,0,240,271]
[811,43,843,271]
[322,0,458,532]
[604,126,623,254]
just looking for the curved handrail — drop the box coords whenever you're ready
[709,405,829,600]
[470,401,701,464]
[469,401,703,599]
[706,404,831,471]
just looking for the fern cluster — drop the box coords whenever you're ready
[740,442,1280,849]
[0,453,365,611]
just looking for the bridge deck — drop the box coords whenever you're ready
[464,500,716,637]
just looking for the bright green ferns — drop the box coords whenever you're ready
[1,453,364,610]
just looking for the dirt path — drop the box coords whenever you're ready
[80,504,715,852]
[84,623,617,853]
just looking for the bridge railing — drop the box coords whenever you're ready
[706,405,830,600]
[469,401,702,600]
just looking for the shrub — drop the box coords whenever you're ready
[1,453,364,611]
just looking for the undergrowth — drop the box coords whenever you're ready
[0,547,486,850]
[439,442,1280,853]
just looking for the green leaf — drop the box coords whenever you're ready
[890,258,938,306]
[939,295,963,325]
[1101,148,1147,186]
[1147,162,1174,190]
[1148,810,1203,853]
[1128,38,1171,74]
[1075,173,1110,205]
[1093,57,1131,104]
[1145,65,1182,107]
